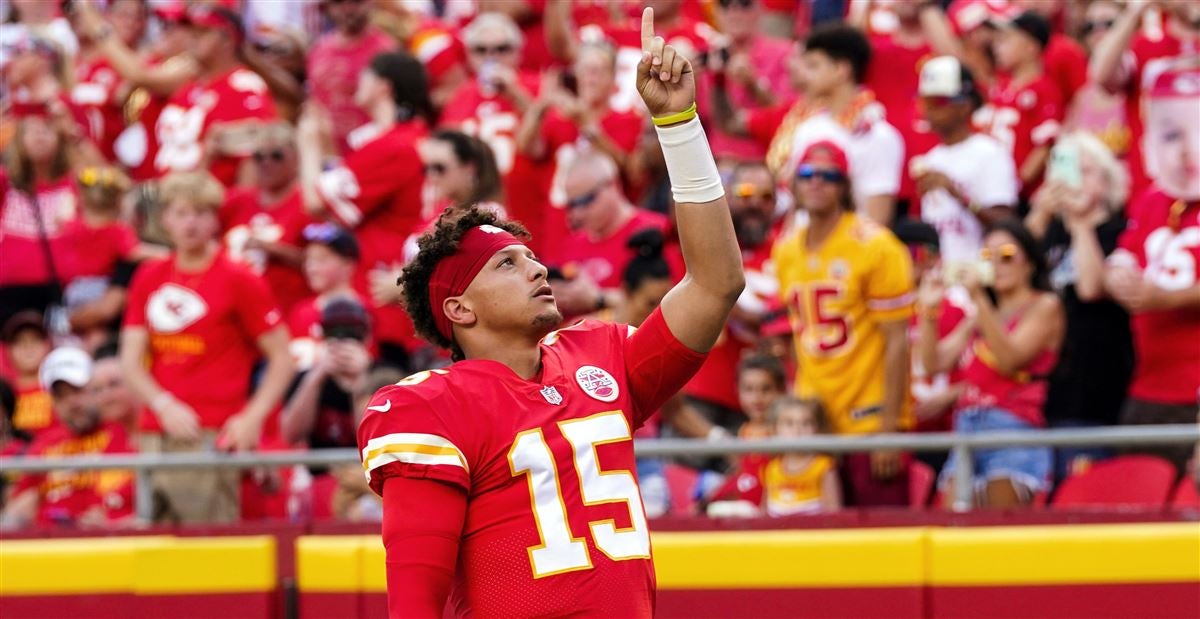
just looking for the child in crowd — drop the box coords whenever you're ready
[736,353,787,440]
[760,397,842,516]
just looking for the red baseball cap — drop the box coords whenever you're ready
[797,140,851,177]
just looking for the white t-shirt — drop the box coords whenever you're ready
[785,102,905,211]
[918,133,1017,263]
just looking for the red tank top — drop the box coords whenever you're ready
[956,300,1058,427]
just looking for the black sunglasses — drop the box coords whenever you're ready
[566,185,606,210]
[796,164,845,184]
[719,0,755,8]
[1081,19,1116,35]
[253,148,286,163]
[424,162,448,175]
[470,43,515,56]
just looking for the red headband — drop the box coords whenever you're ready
[428,225,526,342]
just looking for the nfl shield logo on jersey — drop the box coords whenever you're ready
[574,366,619,403]
[540,385,563,405]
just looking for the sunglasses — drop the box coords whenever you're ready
[566,183,609,210]
[979,243,1020,263]
[796,165,845,184]
[719,0,755,8]
[252,148,286,163]
[921,94,969,108]
[1081,19,1116,35]
[470,43,515,56]
[303,222,343,243]
[424,162,448,176]
[733,183,774,201]
[77,167,120,188]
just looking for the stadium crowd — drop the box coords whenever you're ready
[0,0,1197,529]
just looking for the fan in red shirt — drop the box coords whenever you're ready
[67,0,148,163]
[1091,1,1200,200]
[358,12,743,616]
[288,223,374,372]
[681,162,781,436]
[1,313,56,440]
[553,151,672,291]
[120,171,295,524]
[299,51,431,369]
[220,123,315,314]
[305,0,396,154]
[978,11,1063,201]
[441,13,541,182]
[1102,66,1200,471]
[0,347,134,530]
[154,4,277,186]
[514,42,644,258]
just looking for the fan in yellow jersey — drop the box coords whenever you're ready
[772,140,915,506]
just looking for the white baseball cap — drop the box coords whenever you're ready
[918,56,975,98]
[39,347,94,392]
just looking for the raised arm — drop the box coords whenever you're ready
[1090,1,1147,94]
[637,8,745,353]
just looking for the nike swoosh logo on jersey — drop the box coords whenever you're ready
[367,400,392,413]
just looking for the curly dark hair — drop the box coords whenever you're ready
[399,207,529,361]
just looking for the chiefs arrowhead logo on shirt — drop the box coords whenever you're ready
[146,283,209,333]
[574,366,619,403]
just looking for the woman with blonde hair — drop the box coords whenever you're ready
[1027,131,1135,481]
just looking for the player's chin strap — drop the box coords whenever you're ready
[654,115,726,204]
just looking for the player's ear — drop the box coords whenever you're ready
[444,296,477,329]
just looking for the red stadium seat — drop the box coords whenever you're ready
[664,463,699,516]
[1169,474,1200,509]
[908,460,935,508]
[1051,455,1177,510]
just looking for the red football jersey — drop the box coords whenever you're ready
[1043,34,1088,108]
[154,66,277,185]
[979,74,1063,195]
[123,254,283,430]
[58,219,137,284]
[553,210,671,289]
[316,120,426,348]
[1111,190,1200,404]
[440,74,541,177]
[306,28,397,154]
[13,421,135,526]
[358,308,706,618]
[71,56,124,162]
[220,187,315,313]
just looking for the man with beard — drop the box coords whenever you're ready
[673,162,782,476]
[0,347,135,529]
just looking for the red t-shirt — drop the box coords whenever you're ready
[554,209,671,289]
[0,173,79,287]
[683,240,776,411]
[59,219,138,283]
[1111,190,1200,404]
[867,34,937,204]
[910,297,969,433]
[1043,34,1088,108]
[306,28,397,154]
[360,307,706,617]
[220,187,315,313]
[440,74,542,177]
[13,421,135,526]
[510,107,643,258]
[1120,32,1200,199]
[700,35,798,161]
[316,120,427,348]
[123,254,283,431]
[980,74,1063,196]
[122,54,174,182]
[154,66,277,185]
[71,56,124,162]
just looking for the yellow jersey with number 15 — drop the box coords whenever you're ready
[772,213,915,435]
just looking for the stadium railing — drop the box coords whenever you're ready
[1,424,1197,519]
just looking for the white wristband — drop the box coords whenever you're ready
[655,117,725,204]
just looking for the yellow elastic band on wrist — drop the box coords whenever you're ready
[651,102,698,127]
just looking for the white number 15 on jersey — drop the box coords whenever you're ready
[507,411,651,578]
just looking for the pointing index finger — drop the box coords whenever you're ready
[641,7,655,52]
